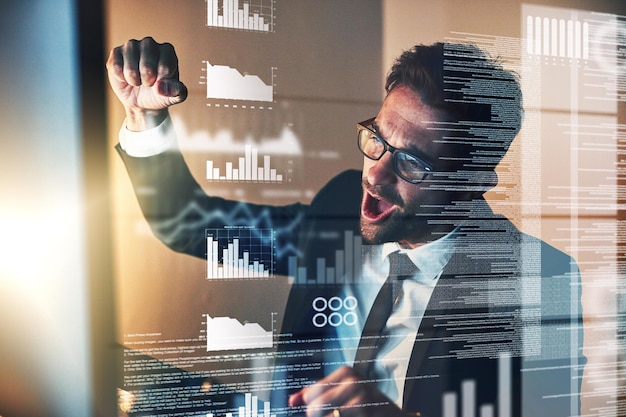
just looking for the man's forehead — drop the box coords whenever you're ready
[377,87,448,134]
[374,107,447,149]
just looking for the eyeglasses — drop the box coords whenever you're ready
[357,117,435,184]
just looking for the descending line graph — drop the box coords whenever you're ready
[205,313,275,351]
[202,61,275,102]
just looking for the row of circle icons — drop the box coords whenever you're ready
[312,296,358,328]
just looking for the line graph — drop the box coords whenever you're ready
[203,61,275,102]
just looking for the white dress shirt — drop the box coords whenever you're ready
[337,234,458,408]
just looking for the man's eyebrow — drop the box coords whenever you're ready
[371,120,438,167]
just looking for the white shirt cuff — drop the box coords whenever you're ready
[119,116,177,157]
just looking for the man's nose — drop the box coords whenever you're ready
[365,152,397,186]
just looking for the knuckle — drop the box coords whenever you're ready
[157,63,172,77]
[124,38,139,50]
[124,67,140,84]
[140,63,155,77]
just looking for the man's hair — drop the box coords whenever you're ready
[385,42,523,173]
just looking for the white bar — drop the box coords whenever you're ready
[233,169,239,181]
[206,160,213,179]
[574,21,581,59]
[251,147,258,180]
[213,241,218,277]
[234,0,240,29]
[239,406,245,417]
[551,18,558,56]
[238,10,244,29]
[264,155,270,180]
[344,231,353,282]
[213,167,220,179]
[231,239,239,272]
[207,0,213,26]
[443,392,457,417]
[258,167,264,181]
[534,16,542,55]
[543,17,550,56]
[559,19,566,57]
[243,252,249,278]
[245,393,251,417]
[223,248,229,278]
[498,353,512,417]
[462,380,475,417]
[276,174,283,181]
[264,401,270,417]
[480,405,494,417]
[226,162,233,180]
[239,157,245,179]
[526,16,534,55]
[212,0,218,26]
[228,0,234,28]
[207,237,214,278]
[270,169,276,181]
[353,235,362,280]
[567,20,574,58]
[336,250,344,282]
[218,15,224,27]
[253,13,259,30]
[245,144,252,180]
[253,261,259,277]
[582,22,589,59]
[251,395,257,417]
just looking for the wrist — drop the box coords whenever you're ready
[125,107,169,132]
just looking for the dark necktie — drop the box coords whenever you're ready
[353,251,418,380]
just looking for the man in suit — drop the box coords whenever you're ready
[108,37,585,417]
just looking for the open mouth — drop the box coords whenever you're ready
[361,191,397,222]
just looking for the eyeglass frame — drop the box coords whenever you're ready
[356,117,436,184]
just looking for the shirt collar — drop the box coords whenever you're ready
[380,228,459,282]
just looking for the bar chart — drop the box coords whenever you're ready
[204,61,274,102]
[205,392,276,417]
[206,228,274,279]
[525,15,589,59]
[442,353,511,417]
[206,314,273,351]
[206,0,275,32]
[288,230,362,284]
[206,144,284,182]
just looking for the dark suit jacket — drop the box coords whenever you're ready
[118,145,585,417]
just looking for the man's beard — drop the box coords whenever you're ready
[359,178,463,246]
[360,210,426,245]
[359,179,427,245]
